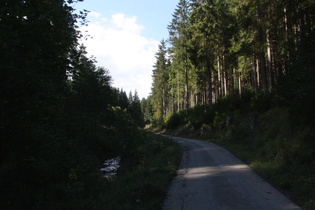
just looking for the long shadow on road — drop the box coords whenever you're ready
[163,136,301,210]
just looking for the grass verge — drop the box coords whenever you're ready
[163,107,315,209]
[97,132,182,210]
[207,108,315,210]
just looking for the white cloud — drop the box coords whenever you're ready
[112,14,144,34]
[89,11,102,19]
[79,13,159,98]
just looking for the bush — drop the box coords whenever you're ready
[165,110,186,129]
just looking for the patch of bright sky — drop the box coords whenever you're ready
[74,0,179,99]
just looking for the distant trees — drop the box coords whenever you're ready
[128,90,145,128]
[151,40,170,124]
[149,0,314,126]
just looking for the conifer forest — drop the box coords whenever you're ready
[149,0,314,125]
[1,0,314,209]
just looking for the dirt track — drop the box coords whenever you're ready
[163,136,301,210]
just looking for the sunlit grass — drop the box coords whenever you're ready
[160,104,314,210]
[209,108,315,209]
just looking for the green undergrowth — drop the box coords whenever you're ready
[162,91,315,209]
[98,132,182,210]
[210,108,315,209]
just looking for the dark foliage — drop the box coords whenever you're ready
[165,110,187,129]
[0,1,145,209]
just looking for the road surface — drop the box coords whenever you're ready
[163,136,301,210]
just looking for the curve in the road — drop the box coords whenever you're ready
[163,136,301,210]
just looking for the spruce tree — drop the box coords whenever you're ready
[168,0,191,115]
[151,40,170,125]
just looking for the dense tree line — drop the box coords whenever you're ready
[148,0,314,125]
[0,0,143,208]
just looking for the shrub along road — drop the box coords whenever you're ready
[163,136,301,210]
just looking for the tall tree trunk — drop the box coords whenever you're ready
[204,83,207,105]
[284,6,290,74]
[259,51,268,95]
[213,72,218,103]
[224,71,227,97]
[266,28,273,91]
[217,53,222,98]
[162,88,166,118]
[238,71,242,96]
[204,80,207,106]
[233,67,237,90]
[258,26,268,95]
[252,56,258,99]
[171,85,174,114]
[208,70,213,111]
[177,70,180,112]
[256,57,260,88]
[205,55,213,111]
[205,42,213,111]
[223,55,227,97]
[185,64,189,116]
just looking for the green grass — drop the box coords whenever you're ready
[96,132,182,210]
[208,107,315,209]
[161,104,315,209]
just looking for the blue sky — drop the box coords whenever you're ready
[74,0,179,98]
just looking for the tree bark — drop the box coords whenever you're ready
[185,64,189,116]
[258,26,268,95]
[177,70,180,112]
[217,53,222,99]
[238,71,242,96]
[252,56,258,99]
[259,51,268,95]
[208,70,213,111]
[266,28,273,91]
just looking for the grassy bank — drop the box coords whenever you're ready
[96,132,182,209]
[209,107,315,209]
[163,106,315,209]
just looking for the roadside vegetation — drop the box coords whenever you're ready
[1,1,182,209]
[159,90,315,209]
[99,132,182,209]
[2,0,313,209]
[143,0,314,209]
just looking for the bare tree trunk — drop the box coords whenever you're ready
[252,56,258,99]
[162,88,165,118]
[223,55,227,97]
[258,26,268,95]
[205,42,213,112]
[205,60,213,111]
[204,80,207,106]
[266,28,273,91]
[171,86,174,114]
[213,72,217,103]
[224,71,227,97]
[233,67,236,90]
[177,70,180,112]
[238,71,242,96]
[217,53,222,99]
[284,6,290,74]
[259,51,268,95]
[185,65,188,116]
[256,57,260,88]
[208,70,213,111]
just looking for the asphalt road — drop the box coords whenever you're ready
[163,136,301,210]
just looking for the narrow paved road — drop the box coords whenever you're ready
[163,136,301,210]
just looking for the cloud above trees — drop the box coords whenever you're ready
[79,12,159,98]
